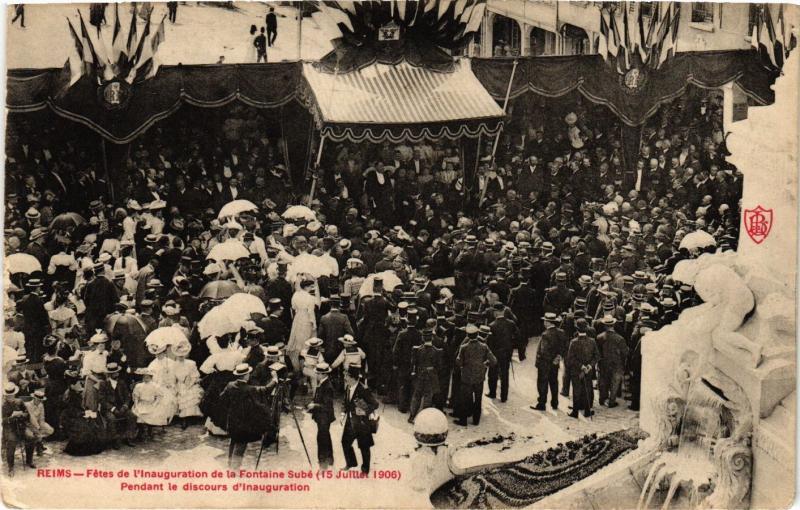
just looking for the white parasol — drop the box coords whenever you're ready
[218,200,258,220]
[197,293,267,338]
[6,253,42,275]
[679,230,717,252]
[144,326,189,349]
[288,253,335,282]
[359,271,403,297]
[206,239,250,261]
[282,205,316,222]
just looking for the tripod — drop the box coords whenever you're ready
[256,380,312,468]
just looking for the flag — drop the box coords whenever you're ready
[131,8,153,68]
[598,10,610,60]
[112,3,125,61]
[637,2,648,62]
[423,0,437,13]
[77,10,99,66]
[66,18,85,63]
[126,3,139,56]
[622,6,631,68]
[657,3,680,69]
[151,14,166,53]
[463,2,485,36]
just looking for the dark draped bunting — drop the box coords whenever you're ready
[472,50,778,127]
[6,63,304,144]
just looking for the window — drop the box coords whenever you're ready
[691,2,714,24]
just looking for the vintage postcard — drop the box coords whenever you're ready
[2,1,797,508]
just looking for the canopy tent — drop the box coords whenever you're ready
[301,58,505,143]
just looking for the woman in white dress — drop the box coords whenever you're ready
[145,343,178,425]
[170,340,203,428]
[132,368,168,439]
[286,278,320,371]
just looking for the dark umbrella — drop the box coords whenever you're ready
[198,280,239,300]
[105,312,148,340]
[49,212,87,231]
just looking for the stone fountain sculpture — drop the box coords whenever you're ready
[638,39,797,510]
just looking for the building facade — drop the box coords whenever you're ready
[474,1,758,58]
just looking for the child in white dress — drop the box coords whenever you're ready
[171,340,203,428]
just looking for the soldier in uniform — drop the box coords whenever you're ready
[508,267,537,360]
[543,272,575,317]
[532,313,567,411]
[408,329,442,422]
[454,325,497,426]
[358,277,392,393]
[486,304,518,403]
[565,319,599,419]
[595,316,629,407]
[392,309,421,414]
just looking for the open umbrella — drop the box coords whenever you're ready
[198,280,240,300]
[49,212,87,231]
[105,312,148,340]
[282,205,316,222]
[358,271,404,297]
[197,306,239,339]
[144,326,189,349]
[206,240,250,262]
[218,200,258,220]
[6,253,42,275]
[679,231,717,252]
[222,293,267,321]
[288,253,335,282]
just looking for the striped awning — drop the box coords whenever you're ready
[302,59,504,143]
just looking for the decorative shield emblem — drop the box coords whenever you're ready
[744,205,773,244]
[98,79,132,111]
[619,67,648,95]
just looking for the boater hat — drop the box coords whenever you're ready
[315,362,332,375]
[233,363,253,377]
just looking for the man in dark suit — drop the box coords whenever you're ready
[454,325,497,426]
[317,296,354,364]
[532,313,567,411]
[341,365,379,474]
[17,279,51,364]
[508,267,537,359]
[307,363,335,469]
[100,362,137,448]
[220,363,276,469]
[486,305,518,403]
[565,319,600,418]
[596,316,629,408]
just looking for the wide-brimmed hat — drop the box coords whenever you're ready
[135,367,154,377]
[32,389,46,400]
[106,362,122,374]
[339,334,357,346]
[233,363,253,377]
[305,337,323,348]
[600,315,617,326]
[543,312,560,324]
[4,383,19,396]
[315,362,332,375]
[90,331,109,344]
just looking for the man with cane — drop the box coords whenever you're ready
[565,319,599,420]
[306,362,335,469]
[341,364,378,474]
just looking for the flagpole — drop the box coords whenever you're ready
[491,58,518,163]
[297,1,303,61]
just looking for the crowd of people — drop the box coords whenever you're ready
[2,86,742,476]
